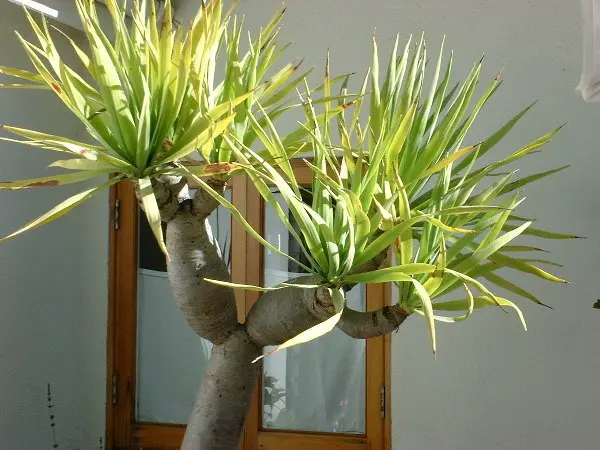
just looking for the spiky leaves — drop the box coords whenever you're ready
[0,2,578,355]
[225,36,576,354]
[0,1,306,252]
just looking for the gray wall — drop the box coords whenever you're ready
[231,1,600,449]
[1,0,599,449]
[0,2,108,448]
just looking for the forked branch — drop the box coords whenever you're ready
[149,177,239,345]
[336,305,410,339]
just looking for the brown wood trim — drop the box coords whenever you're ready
[233,174,252,450]
[108,169,391,449]
[245,172,391,449]
[231,174,248,323]
[244,175,263,450]
[365,283,386,450]
[186,158,314,189]
[107,181,139,449]
[108,177,250,449]
[106,182,118,450]
[383,282,393,450]
[257,431,367,450]
[131,422,184,449]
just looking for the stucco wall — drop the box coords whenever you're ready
[0,2,108,448]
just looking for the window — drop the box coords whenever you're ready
[106,163,391,449]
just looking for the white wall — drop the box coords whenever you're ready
[232,1,600,449]
[2,0,599,449]
[0,2,108,448]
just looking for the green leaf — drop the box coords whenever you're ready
[0,65,45,83]
[384,100,417,180]
[489,253,568,283]
[408,144,479,184]
[203,278,322,292]
[343,263,437,284]
[49,159,118,171]
[181,165,313,273]
[498,166,570,196]
[482,271,551,308]
[0,125,132,170]
[160,115,237,165]
[453,221,532,275]
[0,176,120,242]
[503,224,583,240]
[442,268,503,310]
[138,177,168,257]
[501,245,549,253]
[254,311,343,363]
[433,295,527,330]
[410,278,436,354]
[253,287,346,362]
[353,215,430,268]
[176,161,247,177]
[455,102,536,172]
[0,170,109,189]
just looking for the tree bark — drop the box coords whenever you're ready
[166,208,238,344]
[245,277,334,347]
[181,327,262,450]
[337,304,410,339]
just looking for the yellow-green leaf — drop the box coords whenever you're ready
[0,170,109,190]
[253,287,346,362]
[138,177,168,257]
[343,263,437,284]
[0,177,120,242]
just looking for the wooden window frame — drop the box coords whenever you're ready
[106,164,391,450]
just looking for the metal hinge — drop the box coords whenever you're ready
[112,370,120,405]
[380,385,386,419]
[113,199,120,230]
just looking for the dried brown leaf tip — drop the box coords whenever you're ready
[26,180,60,188]
[495,67,504,81]
[293,58,304,71]
[205,162,239,174]
[87,108,107,121]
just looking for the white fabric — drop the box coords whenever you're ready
[577,0,600,101]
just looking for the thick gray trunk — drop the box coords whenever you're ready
[181,327,261,450]
[166,209,238,344]
[245,276,329,347]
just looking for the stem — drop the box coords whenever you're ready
[47,383,58,449]
[181,328,261,450]
[337,305,411,339]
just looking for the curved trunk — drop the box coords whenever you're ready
[166,209,238,344]
[181,328,261,450]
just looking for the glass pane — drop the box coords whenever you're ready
[261,192,366,434]
[136,190,231,424]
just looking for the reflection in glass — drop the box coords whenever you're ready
[262,192,366,434]
[136,190,231,424]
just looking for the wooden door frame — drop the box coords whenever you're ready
[242,163,392,450]
[105,169,392,449]
[106,178,246,450]
[106,179,138,449]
